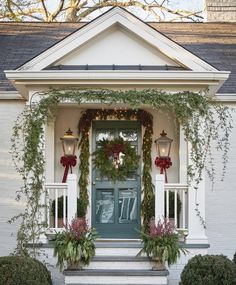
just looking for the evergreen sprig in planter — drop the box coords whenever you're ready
[54,218,97,271]
[138,218,187,270]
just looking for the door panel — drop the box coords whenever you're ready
[92,121,141,238]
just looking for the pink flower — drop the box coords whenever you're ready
[149,218,174,237]
[69,218,88,241]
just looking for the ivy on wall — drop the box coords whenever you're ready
[10,88,232,256]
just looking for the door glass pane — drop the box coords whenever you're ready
[96,189,114,224]
[96,130,115,141]
[119,130,138,141]
[119,188,137,223]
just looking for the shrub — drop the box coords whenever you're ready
[180,254,236,285]
[51,196,86,218]
[0,256,52,285]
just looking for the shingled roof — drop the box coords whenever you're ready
[0,22,235,93]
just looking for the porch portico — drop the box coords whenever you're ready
[5,7,229,246]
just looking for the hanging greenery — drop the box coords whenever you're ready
[92,137,140,182]
[10,88,232,256]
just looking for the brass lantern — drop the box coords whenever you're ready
[60,128,78,156]
[154,130,173,158]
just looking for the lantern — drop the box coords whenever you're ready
[154,130,173,183]
[60,128,78,156]
[60,128,78,183]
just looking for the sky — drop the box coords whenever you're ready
[47,0,204,21]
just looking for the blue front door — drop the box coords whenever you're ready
[92,121,141,238]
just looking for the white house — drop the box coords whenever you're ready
[0,4,235,285]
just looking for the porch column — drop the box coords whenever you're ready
[185,142,208,244]
[67,174,78,224]
[155,174,165,224]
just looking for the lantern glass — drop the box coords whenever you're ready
[155,130,173,158]
[60,128,78,156]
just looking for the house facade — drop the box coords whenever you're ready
[0,6,236,285]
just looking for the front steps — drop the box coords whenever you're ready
[64,240,169,285]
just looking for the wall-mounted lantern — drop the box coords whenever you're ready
[60,128,78,183]
[154,130,173,183]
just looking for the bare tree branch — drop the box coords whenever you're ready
[0,0,203,22]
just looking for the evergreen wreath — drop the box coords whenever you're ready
[93,137,140,182]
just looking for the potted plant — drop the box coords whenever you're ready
[54,218,97,271]
[51,197,86,227]
[138,218,187,270]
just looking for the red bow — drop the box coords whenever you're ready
[60,155,77,183]
[155,157,172,183]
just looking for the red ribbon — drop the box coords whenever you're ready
[155,157,172,183]
[60,155,77,183]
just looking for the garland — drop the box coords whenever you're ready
[78,109,154,226]
[10,88,232,256]
[92,137,140,182]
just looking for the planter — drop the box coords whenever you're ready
[67,262,83,270]
[151,257,166,271]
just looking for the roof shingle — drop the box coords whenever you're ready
[0,22,235,93]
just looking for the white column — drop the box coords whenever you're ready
[179,126,188,184]
[186,142,208,244]
[45,120,55,182]
[155,174,165,224]
[67,174,78,224]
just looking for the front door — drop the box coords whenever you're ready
[92,121,141,238]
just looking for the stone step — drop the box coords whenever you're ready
[64,269,169,285]
[95,241,142,256]
[86,256,153,270]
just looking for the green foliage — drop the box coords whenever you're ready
[11,88,232,256]
[54,219,97,271]
[138,219,187,266]
[165,191,182,219]
[180,254,236,285]
[51,196,86,218]
[233,252,236,266]
[0,256,52,285]
[92,137,140,182]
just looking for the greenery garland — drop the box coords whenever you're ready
[10,88,232,256]
[92,137,140,182]
[78,108,154,226]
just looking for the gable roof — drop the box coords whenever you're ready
[0,21,235,93]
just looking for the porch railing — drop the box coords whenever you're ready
[45,174,77,230]
[164,183,188,231]
[155,174,188,232]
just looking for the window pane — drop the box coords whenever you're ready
[96,189,114,224]
[119,188,137,223]
[119,130,138,141]
[96,130,115,141]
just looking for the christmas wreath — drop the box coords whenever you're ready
[93,137,140,182]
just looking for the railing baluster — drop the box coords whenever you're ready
[63,188,66,226]
[174,190,177,227]
[46,188,50,228]
[182,189,186,229]
[166,190,169,218]
[55,188,58,228]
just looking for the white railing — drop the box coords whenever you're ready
[44,174,77,230]
[164,183,188,231]
[155,174,188,232]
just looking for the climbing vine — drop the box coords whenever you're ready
[10,88,232,256]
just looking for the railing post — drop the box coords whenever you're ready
[186,142,208,244]
[67,174,77,225]
[155,174,165,225]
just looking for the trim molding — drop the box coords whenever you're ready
[0,91,25,100]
